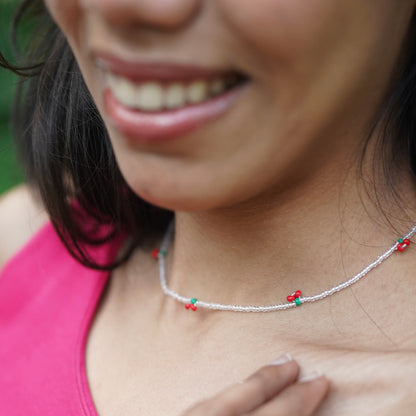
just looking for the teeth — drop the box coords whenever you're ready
[210,79,226,96]
[165,83,186,109]
[136,82,164,112]
[110,76,137,107]
[187,80,208,104]
[106,73,235,112]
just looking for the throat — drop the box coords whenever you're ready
[155,203,415,316]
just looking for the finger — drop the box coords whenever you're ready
[182,356,300,416]
[251,373,329,416]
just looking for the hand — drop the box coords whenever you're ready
[181,355,329,416]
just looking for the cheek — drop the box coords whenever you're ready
[216,0,342,63]
[43,0,82,44]
[217,0,407,135]
[216,0,400,81]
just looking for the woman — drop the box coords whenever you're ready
[1,0,416,414]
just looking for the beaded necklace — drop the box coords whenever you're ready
[152,222,416,312]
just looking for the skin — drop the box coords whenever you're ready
[181,360,329,416]
[6,0,416,414]
[0,186,48,267]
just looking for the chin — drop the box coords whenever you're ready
[128,176,250,213]
[129,183,218,212]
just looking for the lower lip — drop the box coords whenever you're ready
[103,85,245,143]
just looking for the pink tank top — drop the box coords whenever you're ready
[0,222,119,415]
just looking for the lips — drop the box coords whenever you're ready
[95,53,248,142]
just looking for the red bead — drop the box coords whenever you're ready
[151,248,159,259]
[287,290,302,302]
[398,238,411,252]
[190,304,197,311]
[397,241,410,252]
[185,304,191,309]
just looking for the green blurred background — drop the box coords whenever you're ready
[0,0,24,195]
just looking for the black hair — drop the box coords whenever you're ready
[1,0,415,269]
[1,0,172,269]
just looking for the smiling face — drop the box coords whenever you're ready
[43,0,415,211]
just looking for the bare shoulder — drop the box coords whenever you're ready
[0,185,49,270]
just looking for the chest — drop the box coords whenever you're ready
[84,304,416,416]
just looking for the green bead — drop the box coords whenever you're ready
[398,238,404,244]
[191,298,197,304]
[295,298,301,306]
[160,250,167,256]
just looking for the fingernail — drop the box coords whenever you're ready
[269,353,292,366]
[298,371,324,383]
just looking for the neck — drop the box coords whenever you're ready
[165,163,416,308]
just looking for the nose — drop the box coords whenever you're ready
[80,0,201,30]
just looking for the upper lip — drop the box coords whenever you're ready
[92,51,240,82]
